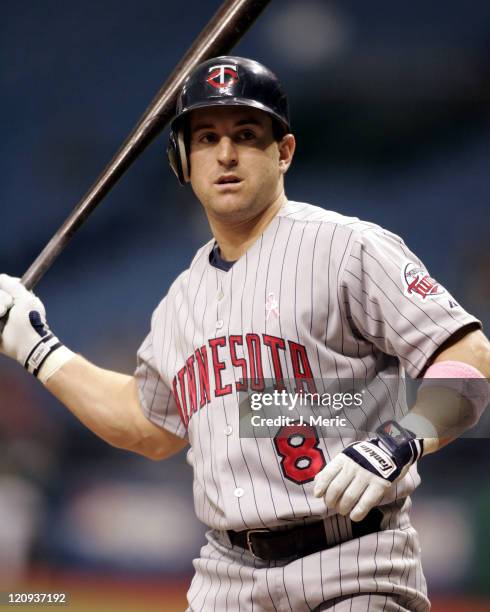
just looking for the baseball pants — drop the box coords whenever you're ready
[186,499,430,611]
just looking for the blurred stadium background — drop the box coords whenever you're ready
[1,1,489,610]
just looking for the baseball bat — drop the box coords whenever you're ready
[0,0,271,333]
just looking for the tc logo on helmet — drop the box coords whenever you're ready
[206,64,238,93]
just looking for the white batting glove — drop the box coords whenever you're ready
[0,274,74,383]
[313,421,423,522]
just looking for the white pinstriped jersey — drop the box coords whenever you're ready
[135,200,480,531]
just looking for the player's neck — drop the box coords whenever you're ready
[209,192,286,262]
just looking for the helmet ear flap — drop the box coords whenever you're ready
[167,128,190,185]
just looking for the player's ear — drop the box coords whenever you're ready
[278,134,295,174]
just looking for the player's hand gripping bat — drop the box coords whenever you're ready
[0,0,271,333]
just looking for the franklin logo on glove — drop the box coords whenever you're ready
[351,442,397,477]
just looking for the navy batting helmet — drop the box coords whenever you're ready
[167,56,290,185]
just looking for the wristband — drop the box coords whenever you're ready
[24,333,62,376]
[24,333,75,384]
[38,346,75,384]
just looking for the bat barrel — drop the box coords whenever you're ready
[21,0,271,290]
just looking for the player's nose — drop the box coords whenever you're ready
[216,136,238,168]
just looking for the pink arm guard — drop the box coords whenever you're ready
[421,360,489,426]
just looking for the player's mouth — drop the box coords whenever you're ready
[215,174,243,189]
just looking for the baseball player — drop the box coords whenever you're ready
[0,56,489,611]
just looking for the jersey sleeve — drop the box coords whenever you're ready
[340,226,482,378]
[134,305,188,439]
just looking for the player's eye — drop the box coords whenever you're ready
[198,132,218,144]
[235,128,257,142]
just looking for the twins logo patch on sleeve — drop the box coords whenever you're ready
[402,261,446,300]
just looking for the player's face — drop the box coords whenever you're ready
[188,106,295,222]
